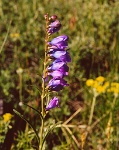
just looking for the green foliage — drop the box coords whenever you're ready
[13,109,40,145]
[0,114,12,144]
[12,130,36,150]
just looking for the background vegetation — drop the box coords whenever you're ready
[0,0,119,149]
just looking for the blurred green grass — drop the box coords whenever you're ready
[0,0,119,149]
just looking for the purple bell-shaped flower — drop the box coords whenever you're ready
[48,78,69,91]
[46,97,60,111]
[48,20,61,34]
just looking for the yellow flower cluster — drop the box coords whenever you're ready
[107,82,119,94]
[3,113,13,122]
[10,33,20,39]
[86,76,119,95]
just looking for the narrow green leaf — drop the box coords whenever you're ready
[23,103,43,120]
[0,20,11,53]
[13,109,40,145]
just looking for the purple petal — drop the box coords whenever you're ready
[48,70,67,78]
[58,65,69,72]
[50,35,69,43]
[59,52,71,62]
[48,62,69,73]
[48,78,69,91]
[48,61,65,70]
[48,48,60,54]
[48,20,61,34]
[46,97,60,111]
[49,50,71,62]
[49,51,66,58]
[49,41,68,49]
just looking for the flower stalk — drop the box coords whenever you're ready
[88,92,97,126]
[106,94,118,149]
[39,14,70,149]
[39,14,49,150]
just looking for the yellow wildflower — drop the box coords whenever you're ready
[96,85,105,93]
[114,88,119,94]
[10,33,20,38]
[3,113,13,122]
[107,87,116,92]
[96,76,105,83]
[113,83,119,95]
[93,80,99,88]
[111,82,119,88]
[103,81,109,87]
[107,82,119,94]
[86,79,94,86]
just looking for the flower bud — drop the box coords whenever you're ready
[49,15,57,22]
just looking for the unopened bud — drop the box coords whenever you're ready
[49,15,57,22]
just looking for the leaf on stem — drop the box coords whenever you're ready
[23,103,43,120]
[13,109,40,145]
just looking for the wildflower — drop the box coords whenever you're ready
[114,88,119,94]
[3,113,12,122]
[48,50,71,62]
[48,60,69,71]
[48,20,61,34]
[93,80,99,88]
[46,97,60,111]
[49,15,57,21]
[86,79,94,87]
[48,35,68,49]
[107,82,119,96]
[96,85,105,93]
[49,35,69,44]
[10,33,20,38]
[111,82,119,88]
[46,15,71,110]
[48,78,69,91]
[96,76,105,83]
[103,82,109,88]
[48,70,68,78]
[47,34,70,90]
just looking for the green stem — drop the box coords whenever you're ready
[88,94,97,126]
[106,95,117,149]
[81,93,97,150]
[39,14,49,150]
[19,74,22,102]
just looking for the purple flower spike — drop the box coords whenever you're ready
[48,20,61,34]
[46,97,60,111]
[48,78,69,91]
